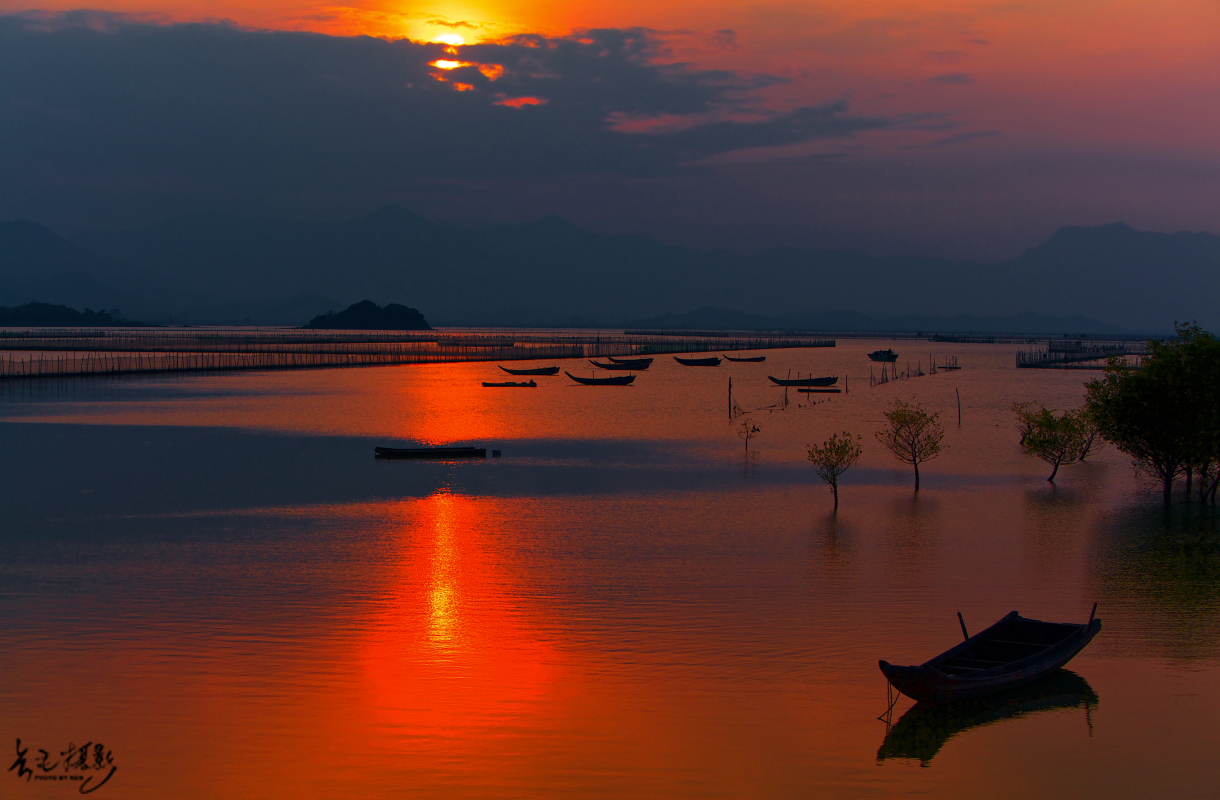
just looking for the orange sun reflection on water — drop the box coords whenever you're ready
[359,491,562,740]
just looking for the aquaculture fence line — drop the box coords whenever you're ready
[0,330,838,380]
[1016,340,1148,369]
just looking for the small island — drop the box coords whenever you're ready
[305,300,431,330]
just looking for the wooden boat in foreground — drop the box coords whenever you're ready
[589,359,639,370]
[375,446,487,459]
[723,354,766,362]
[768,375,837,386]
[879,608,1101,703]
[868,349,899,363]
[499,365,560,376]
[606,356,654,368]
[565,371,635,386]
[482,380,536,387]
[673,355,721,366]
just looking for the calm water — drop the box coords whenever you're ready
[2,341,1217,799]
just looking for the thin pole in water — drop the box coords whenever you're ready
[956,387,961,426]
[957,612,969,641]
[728,376,732,420]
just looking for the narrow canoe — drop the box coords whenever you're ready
[565,371,635,385]
[588,360,639,370]
[723,355,766,362]
[482,380,536,387]
[375,446,487,459]
[499,365,560,376]
[768,375,837,386]
[607,356,654,368]
[879,609,1101,703]
[673,356,721,366]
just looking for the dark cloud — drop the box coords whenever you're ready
[0,12,928,227]
[902,130,999,150]
[926,72,973,85]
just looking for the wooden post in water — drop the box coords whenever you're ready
[728,377,732,420]
[956,388,962,426]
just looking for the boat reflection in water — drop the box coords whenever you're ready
[877,670,1098,767]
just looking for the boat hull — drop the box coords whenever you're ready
[673,356,721,366]
[607,357,653,368]
[498,365,560,376]
[879,611,1101,703]
[375,447,487,459]
[565,371,635,385]
[723,355,766,362]
[589,360,639,370]
[768,375,837,386]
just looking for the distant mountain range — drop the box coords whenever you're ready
[1,207,1217,332]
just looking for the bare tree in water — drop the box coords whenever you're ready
[737,417,761,450]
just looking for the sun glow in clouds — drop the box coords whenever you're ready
[495,96,546,108]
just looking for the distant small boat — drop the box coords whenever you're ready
[499,365,560,376]
[589,360,639,370]
[607,356,654,368]
[375,446,487,459]
[768,375,837,386]
[868,349,899,363]
[565,371,635,385]
[879,608,1101,704]
[673,356,721,366]
[797,387,841,393]
[723,355,766,362]
[482,380,536,387]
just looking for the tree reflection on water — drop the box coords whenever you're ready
[1090,505,1220,660]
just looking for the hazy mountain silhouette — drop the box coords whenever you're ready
[3,209,1217,330]
[0,301,146,326]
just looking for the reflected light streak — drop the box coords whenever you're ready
[359,493,563,739]
[427,491,460,648]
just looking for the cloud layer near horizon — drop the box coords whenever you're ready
[0,15,929,205]
[1,10,1217,260]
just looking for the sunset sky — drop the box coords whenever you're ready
[1,0,1217,257]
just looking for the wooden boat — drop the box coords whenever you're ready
[499,365,560,376]
[877,670,1098,766]
[375,446,487,459]
[588,360,639,370]
[565,371,635,386]
[768,375,838,386]
[868,349,899,362]
[723,355,766,362]
[673,356,721,366]
[879,608,1101,703]
[482,380,536,387]
[797,387,841,393]
[607,356,654,368]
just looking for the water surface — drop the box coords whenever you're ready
[2,341,1217,798]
